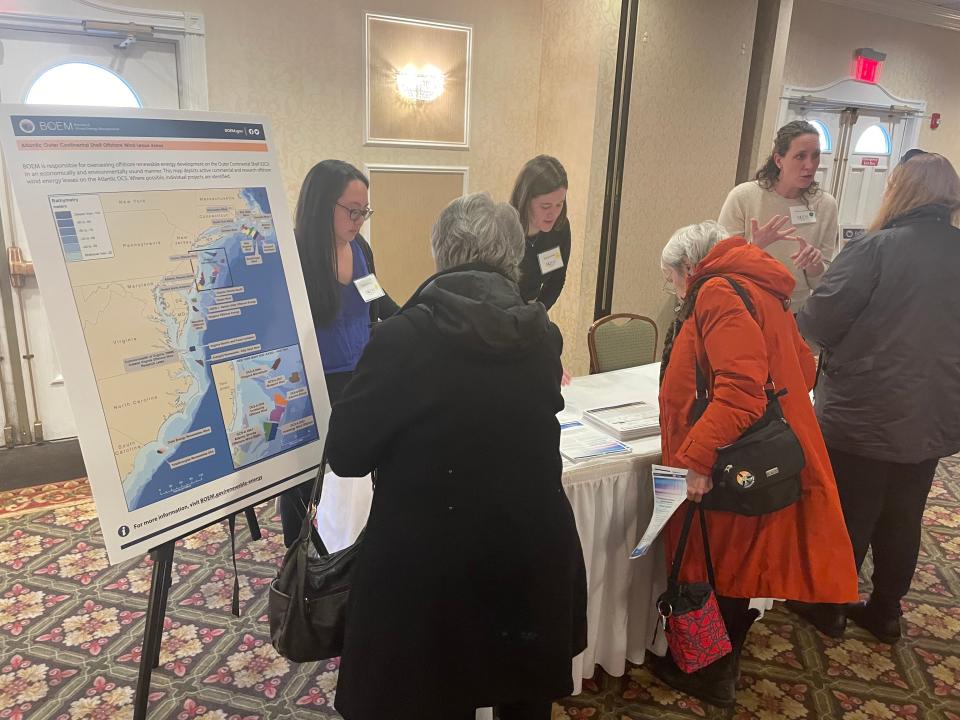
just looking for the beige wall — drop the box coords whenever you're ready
[150,0,544,305]
[785,0,960,164]
[534,0,620,374]
[612,0,759,337]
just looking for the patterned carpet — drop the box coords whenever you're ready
[0,457,957,719]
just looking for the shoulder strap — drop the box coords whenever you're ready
[690,274,773,399]
[691,274,756,319]
[298,450,330,556]
[669,503,716,588]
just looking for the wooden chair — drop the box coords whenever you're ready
[588,313,659,374]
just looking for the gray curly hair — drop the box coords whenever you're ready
[661,220,731,273]
[431,192,525,281]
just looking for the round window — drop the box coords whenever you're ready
[25,62,141,107]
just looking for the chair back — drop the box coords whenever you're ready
[588,313,659,373]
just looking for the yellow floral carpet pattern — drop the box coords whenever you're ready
[0,496,338,719]
[0,457,956,719]
[555,455,960,720]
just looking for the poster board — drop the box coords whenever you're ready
[0,106,328,563]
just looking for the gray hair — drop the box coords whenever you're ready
[661,220,730,272]
[431,192,524,281]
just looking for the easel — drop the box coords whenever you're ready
[132,505,262,720]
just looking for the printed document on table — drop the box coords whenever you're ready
[559,421,630,462]
[583,400,659,440]
[631,465,688,559]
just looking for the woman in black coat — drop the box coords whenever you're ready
[795,152,960,643]
[326,192,587,720]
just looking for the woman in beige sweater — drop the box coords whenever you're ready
[719,121,839,311]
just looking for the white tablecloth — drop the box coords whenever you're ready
[316,364,669,715]
[560,365,668,692]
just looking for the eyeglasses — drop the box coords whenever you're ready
[336,203,374,222]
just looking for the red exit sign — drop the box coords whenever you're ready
[862,157,880,166]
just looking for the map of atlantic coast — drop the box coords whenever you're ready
[53,188,319,510]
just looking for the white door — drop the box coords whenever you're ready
[837,112,900,229]
[0,27,180,441]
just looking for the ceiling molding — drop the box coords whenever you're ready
[820,0,960,32]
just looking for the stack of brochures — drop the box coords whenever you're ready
[559,420,631,462]
[582,401,660,441]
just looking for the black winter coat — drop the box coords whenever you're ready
[326,264,588,719]
[797,204,960,463]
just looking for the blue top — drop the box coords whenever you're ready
[315,240,371,374]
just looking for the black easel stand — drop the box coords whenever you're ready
[132,506,261,720]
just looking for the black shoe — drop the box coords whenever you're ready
[650,652,737,708]
[846,602,902,644]
[784,601,847,638]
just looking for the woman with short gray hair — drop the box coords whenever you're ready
[431,192,525,280]
[326,192,588,720]
[661,220,730,287]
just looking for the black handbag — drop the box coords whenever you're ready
[690,275,806,516]
[268,456,364,662]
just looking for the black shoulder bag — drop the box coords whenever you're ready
[268,455,365,662]
[691,275,806,516]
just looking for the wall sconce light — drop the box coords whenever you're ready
[395,64,445,103]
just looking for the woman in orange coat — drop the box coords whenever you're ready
[654,220,858,707]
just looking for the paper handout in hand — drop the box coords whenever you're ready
[631,465,688,559]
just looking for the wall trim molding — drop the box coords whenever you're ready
[0,0,208,109]
[364,12,472,149]
[781,77,927,112]
[820,0,960,32]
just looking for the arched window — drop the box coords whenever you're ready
[854,124,892,155]
[808,119,832,153]
[25,62,141,107]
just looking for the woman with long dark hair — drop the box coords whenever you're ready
[719,120,838,312]
[510,155,570,311]
[794,153,960,642]
[279,159,398,547]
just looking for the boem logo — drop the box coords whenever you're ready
[18,118,36,134]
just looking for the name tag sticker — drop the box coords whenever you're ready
[537,246,564,274]
[354,274,386,303]
[790,206,817,225]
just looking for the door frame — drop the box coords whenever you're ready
[0,0,208,111]
[777,78,925,155]
[0,0,208,445]
[361,163,470,247]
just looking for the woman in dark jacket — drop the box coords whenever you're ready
[279,160,398,547]
[326,192,587,720]
[511,155,571,311]
[796,152,960,643]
